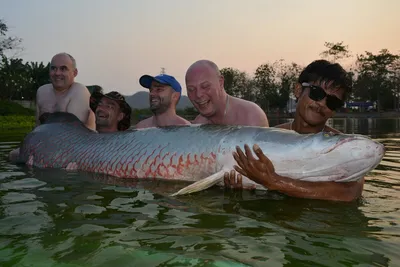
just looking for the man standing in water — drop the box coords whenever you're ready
[185,59,269,127]
[224,60,363,202]
[135,73,191,128]
[89,91,132,133]
[63,90,132,170]
[35,52,95,129]
[9,52,95,162]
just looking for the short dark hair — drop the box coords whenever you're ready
[298,59,352,101]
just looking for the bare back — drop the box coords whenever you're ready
[36,82,95,130]
[192,96,269,127]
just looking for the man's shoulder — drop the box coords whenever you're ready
[234,97,263,112]
[235,98,267,121]
[37,83,53,93]
[69,82,90,93]
[177,116,192,125]
[192,114,208,124]
[135,117,153,128]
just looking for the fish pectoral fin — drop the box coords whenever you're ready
[170,170,225,197]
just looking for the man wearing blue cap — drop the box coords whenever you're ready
[135,73,191,129]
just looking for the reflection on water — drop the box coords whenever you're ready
[0,118,399,266]
[328,117,400,138]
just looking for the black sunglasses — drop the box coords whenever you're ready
[301,82,344,111]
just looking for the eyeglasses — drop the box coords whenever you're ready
[301,82,344,111]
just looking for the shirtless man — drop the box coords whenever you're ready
[225,59,362,202]
[135,73,191,128]
[89,91,132,132]
[185,59,269,127]
[36,52,95,129]
[9,52,95,162]
[64,90,132,170]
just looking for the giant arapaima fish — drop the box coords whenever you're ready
[16,112,385,196]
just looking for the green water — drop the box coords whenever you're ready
[0,118,399,266]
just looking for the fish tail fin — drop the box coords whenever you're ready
[170,170,225,197]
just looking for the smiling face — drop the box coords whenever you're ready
[49,54,77,91]
[185,62,225,118]
[149,81,178,114]
[294,80,345,127]
[95,97,124,131]
[293,60,351,127]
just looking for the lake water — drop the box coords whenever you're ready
[0,118,399,267]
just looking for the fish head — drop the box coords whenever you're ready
[310,132,385,181]
[259,131,385,182]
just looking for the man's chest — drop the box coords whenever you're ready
[37,90,70,114]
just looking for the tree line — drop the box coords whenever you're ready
[0,19,102,101]
[1,19,399,112]
[220,42,400,112]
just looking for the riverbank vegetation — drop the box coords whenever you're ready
[0,100,35,129]
[0,115,35,129]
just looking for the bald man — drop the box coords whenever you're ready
[185,60,269,127]
[9,52,95,162]
[35,52,95,129]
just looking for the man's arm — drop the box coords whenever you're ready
[35,88,42,127]
[66,84,91,124]
[35,101,40,127]
[231,144,364,202]
[245,102,269,127]
[260,173,364,202]
[225,170,364,202]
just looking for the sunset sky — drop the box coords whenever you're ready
[2,0,399,96]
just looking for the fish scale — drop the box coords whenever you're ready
[17,112,385,196]
[20,117,228,181]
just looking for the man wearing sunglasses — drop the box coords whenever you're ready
[224,60,363,202]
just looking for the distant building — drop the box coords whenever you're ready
[345,101,375,111]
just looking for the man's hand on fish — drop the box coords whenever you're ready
[227,143,365,202]
[224,144,279,189]
[223,170,243,189]
[232,144,279,189]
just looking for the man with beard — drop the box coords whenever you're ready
[135,73,191,128]
[185,60,269,127]
[224,60,363,202]
[89,91,132,132]
[61,91,132,170]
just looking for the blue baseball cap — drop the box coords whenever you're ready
[139,74,182,94]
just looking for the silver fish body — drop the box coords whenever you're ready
[18,112,385,194]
